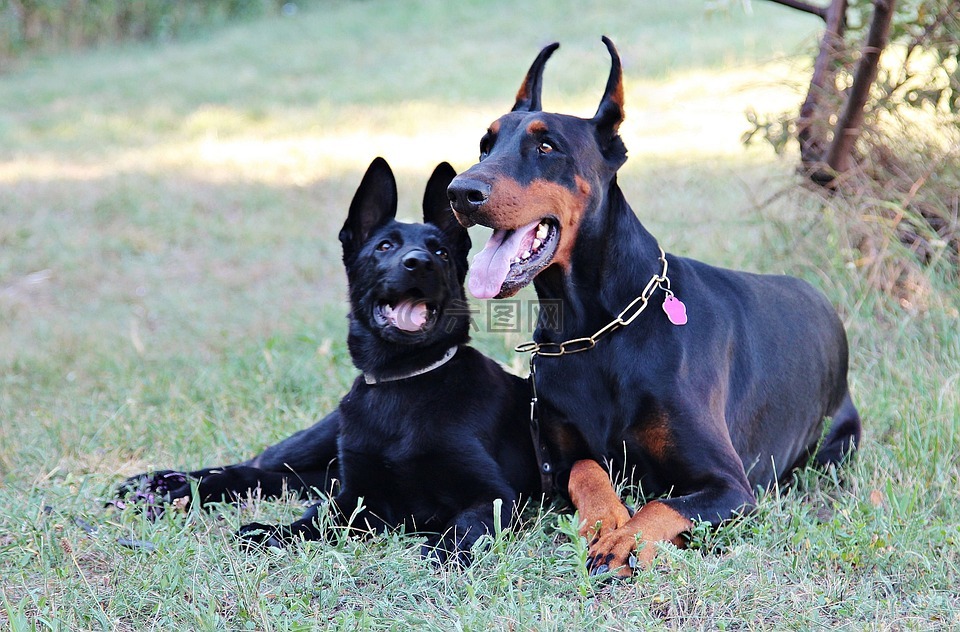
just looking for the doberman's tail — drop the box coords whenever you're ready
[813,392,862,467]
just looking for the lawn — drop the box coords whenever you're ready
[1,0,958,629]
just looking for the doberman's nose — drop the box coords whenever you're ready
[402,249,433,273]
[446,177,490,214]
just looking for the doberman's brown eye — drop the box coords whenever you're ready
[376,240,393,252]
[435,248,449,261]
[537,141,554,154]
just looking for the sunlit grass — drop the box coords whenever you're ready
[1,60,810,187]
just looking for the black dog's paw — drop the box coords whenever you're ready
[421,524,486,568]
[109,470,192,520]
[236,522,290,549]
[421,534,469,568]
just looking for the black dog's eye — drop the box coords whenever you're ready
[537,141,554,155]
[376,240,393,252]
[435,247,449,261]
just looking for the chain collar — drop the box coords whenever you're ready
[516,247,680,497]
[515,247,674,357]
[526,353,554,495]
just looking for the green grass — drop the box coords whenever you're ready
[2,0,959,628]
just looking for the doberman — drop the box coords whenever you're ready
[117,158,539,565]
[447,37,861,577]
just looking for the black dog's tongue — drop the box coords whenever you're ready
[385,299,429,332]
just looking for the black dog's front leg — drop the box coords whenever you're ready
[112,469,196,519]
[236,489,386,548]
[115,465,293,504]
[236,500,329,548]
[422,492,517,567]
[113,411,341,516]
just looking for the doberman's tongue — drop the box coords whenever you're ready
[469,220,540,299]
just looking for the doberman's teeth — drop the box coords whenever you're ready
[532,238,542,251]
[522,250,532,260]
[536,223,549,240]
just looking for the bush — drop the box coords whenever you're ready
[744,0,960,303]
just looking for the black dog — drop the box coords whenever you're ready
[447,38,861,576]
[117,158,539,564]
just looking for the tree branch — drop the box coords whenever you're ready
[797,0,847,167]
[763,0,829,20]
[825,0,897,176]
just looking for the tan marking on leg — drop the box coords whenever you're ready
[589,500,692,577]
[633,416,673,460]
[568,459,630,540]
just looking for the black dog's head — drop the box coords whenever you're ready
[339,158,472,372]
[447,37,627,299]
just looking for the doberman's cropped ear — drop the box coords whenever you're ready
[340,157,398,261]
[512,42,560,112]
[423,162,471,280]
[591,36,627,166]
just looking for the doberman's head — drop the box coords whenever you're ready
[447,37,627,299]
[340,158,471,349]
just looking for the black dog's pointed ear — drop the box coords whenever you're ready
[423,162,471,279]
[422,162,458,228]
[340,157,398,260]
[591,36,627,164]
[512,42,560,112]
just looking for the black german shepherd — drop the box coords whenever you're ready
[116,158,539,564]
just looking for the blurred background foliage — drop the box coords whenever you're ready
[743,0,959,304]
[1,0,295,64]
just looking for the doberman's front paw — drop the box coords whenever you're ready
[585,529,644,578]
[110,470,192,520]
[577,505,631,541]
[236,522,290,549]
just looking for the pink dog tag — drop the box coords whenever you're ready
[662,295,687,326]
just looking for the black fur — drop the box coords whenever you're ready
[447,38,861,573]
[116,158,538,564]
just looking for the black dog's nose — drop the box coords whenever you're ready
[447,178,490,214]
[402,250,433,272]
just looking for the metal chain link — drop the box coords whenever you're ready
[514,247,669,357]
